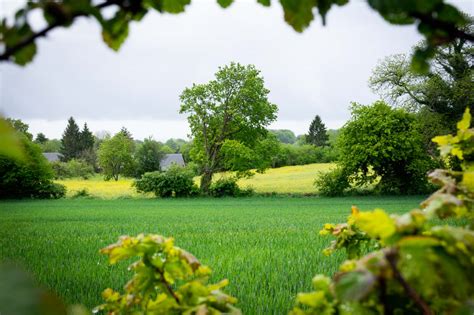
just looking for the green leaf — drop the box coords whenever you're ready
[101,11,130,51]
[457,108,471,131]
[257,0,271,6]
[0,118,24,160]
[355,209,396,240]
[279,0,315,32]
[12,43,37,66]
[335,271,376,301]
[162,0,191,13]
[217,0,234,8]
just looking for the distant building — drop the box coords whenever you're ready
[160,154,185,170]
[43,152,63,162]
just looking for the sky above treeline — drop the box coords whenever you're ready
[1,0,473,141]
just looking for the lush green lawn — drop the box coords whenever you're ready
[0,196,423,314]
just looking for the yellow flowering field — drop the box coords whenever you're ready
[57,163,335,198]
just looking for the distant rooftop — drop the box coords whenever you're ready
[160,153,185,170]
[43,152,62,162]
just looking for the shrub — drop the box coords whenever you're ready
[314,167,350,196]
[71,188,90,198]
[0,135,66,199]
[52,159,94,179]
[134,165,198,197]
[336,101,437,194]
[210,177,241,197]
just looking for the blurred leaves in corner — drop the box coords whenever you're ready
[0,117,24,161]
[0,264,90,315]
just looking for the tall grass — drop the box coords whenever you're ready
[0,196,421,314]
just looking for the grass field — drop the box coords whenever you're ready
[57,163,335,198]
[0,196,423,314]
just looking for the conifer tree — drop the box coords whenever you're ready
[80,123,95,152]
[307,115,329,146]
[119,127,133,140]
[60,117,81,161]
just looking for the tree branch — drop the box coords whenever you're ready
[0,0,117,62]
[385,249,433,315]
[411,13,474,43]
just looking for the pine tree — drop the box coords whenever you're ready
[307,115,329,146]
[119,127,133,140]
[60,117,81,161]
[80,123,95,152]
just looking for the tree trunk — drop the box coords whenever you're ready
[200,170,213,194]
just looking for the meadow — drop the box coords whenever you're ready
[56,163,335,198]
[0,196,423,314]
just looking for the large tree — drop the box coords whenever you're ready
[98,131,135,181]
[6,118,33,140]
[60,117,82,161]
[180,63,277,193]
[369,21,473,124]
[306,115,329,146]
[0,1,471,71]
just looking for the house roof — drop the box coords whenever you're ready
[160,154,185,170]
[43,152,63,162]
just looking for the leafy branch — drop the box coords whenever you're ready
[1,0,472,69]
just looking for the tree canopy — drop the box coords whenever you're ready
[0,0,472,70]
[135,138,166,177]
[180,62,277,192]
[98,131,135,181]
[270,129,296,144]
[6,118,33,140]
[369,21,474,123]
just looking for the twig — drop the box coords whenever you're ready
[412,13,474,43]
[385,249,433,315]
[0,0,116,62]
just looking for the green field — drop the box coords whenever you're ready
[0,196,422,314]
[56,163,335,198]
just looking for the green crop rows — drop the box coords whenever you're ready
[0,196,422,314]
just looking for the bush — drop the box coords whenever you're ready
[314,167,349,197]
[52,159,94,179]
[336,101,437,194]
[134,165,198,197]
[0,135,66,199]
[71,188,90,198]
[36,182,66,199]
[209,177,240,197]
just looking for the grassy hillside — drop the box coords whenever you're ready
[56,163,335,198]
[0,196,421,314]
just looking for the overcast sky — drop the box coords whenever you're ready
[1,0,473,141]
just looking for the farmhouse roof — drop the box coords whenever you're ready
[43,152,63,162]
[160,153,185,170]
